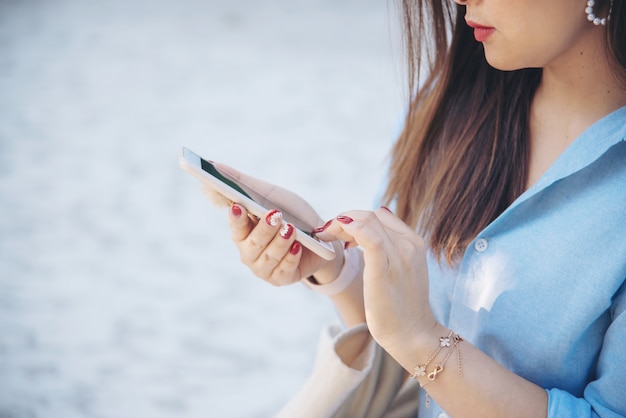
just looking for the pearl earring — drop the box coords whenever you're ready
[585,0,612,26]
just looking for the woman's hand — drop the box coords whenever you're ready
[317,208,437,354]
[212,163,344,286]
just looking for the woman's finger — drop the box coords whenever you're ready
[233,209,282,265]
[316,210,393,251]
[247,222,298,279]
[265,240,304,286]
[228,203,257,242]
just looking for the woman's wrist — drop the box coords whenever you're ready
[302,246,360,296]
[309,240,345,284]
[390,321,449,375]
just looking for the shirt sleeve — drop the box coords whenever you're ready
[546,280,626,418]
[275,323,418,418]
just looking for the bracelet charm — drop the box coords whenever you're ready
[427,364,444,381]
[410,330,463,387]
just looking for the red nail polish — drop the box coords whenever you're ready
[381,206,393,214]
[265,209,282,226]
[344,241,351,250]
[280,223,294,239]
[289,241,301,255]
[231,204,242,218]
[336,215,353,224]
[312,220,333,234]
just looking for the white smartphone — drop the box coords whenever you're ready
[179,147,336,261]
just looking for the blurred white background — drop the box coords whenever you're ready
[0,0,403,416]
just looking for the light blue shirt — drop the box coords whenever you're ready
[422,106,626,417]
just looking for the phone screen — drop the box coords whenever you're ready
[199,158,315,235]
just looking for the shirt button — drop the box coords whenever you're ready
[474,238,488,252]
[438,413,449,418]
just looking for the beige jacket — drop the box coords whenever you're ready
[276,323,420,418]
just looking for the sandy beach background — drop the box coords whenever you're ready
[0,1,403,416]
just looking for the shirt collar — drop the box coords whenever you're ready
[513,104,626,207]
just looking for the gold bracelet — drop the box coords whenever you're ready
[409,330,453,380]
[410,331,463,386]
[410,331,463,409]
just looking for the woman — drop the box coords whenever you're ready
[220,0,626,416]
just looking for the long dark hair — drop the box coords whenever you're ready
[607,0,626,83]
[384,0,626,264]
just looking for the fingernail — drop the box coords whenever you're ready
[312,220,333,235]
[231,204,242,218]
[280,223,294,239]
[289,241,301,255]
[381,206,393,213]
[344,241,351,250]
[265,209,282,226]
[336,215,353,224]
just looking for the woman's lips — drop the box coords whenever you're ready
[466,20,495,42]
